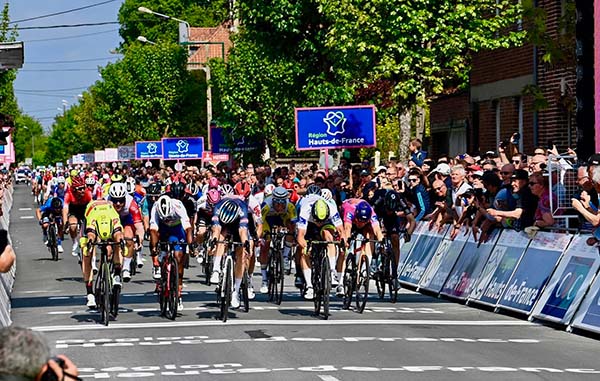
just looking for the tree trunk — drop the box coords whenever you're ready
[415,104,426,142]
[398,108,412,162]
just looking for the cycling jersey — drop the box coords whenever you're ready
[341,198,379,228]
[84,200,123,242]
[108,194,143,226]
[296,194,342,230]
[261,197,296,232]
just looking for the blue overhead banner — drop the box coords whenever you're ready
[210,126,261,154]
[497,232,570,314]
[135,141,163,160]
[162,137,204,160]
[295,105,376,150]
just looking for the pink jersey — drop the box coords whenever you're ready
[341,198,378,228]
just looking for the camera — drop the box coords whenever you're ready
[510,133,520,145]
[40,357,65,381]
[499,140,508,150]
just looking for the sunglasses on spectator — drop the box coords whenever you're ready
[512,160,521,164]
[408,178,419,182]
[434,186,444,191]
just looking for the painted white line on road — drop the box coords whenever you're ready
[48,311,73,315]
[20,216,34,219]
[49,296,70,300]
[32,319,534,333]
[18,290,64,294]
[19,207,32,211]
[318,375,341,381]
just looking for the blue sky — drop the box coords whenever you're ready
[8,0,124,131]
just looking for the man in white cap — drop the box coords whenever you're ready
[431,162,451,188]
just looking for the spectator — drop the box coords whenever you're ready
[449,165,472,219]
[406,168,431,221]
[0,229,14,273]
[409,138,427,167]
[499,164,515,188]
[487,169,537,230]
[529,171,557,228]
[511,153,527,170]
[431,162,451,188]
[0,326,79,380]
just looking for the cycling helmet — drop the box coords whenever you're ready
[306,184,321,195]
[111,174,124,183]
[156,195,173,219]
[170,181,185,199]
[186,182,199,196]
[206,188,221,206]
[146,183,161,196]
[234,182,251,198]
[320,188,333,201]
[264,184,276,196]
[71,176,85,188]
[56,176,66,184]
[220,183,234,196]
[218,199,241,225]
[355,201,372,222]
[125,177,136,195]
[109,182,127,199]
[70,169,79,177]
[208,177,219,189]
[272,186,289,200]
[85,176,96,186]
[311,199,329,222]
[384,190,401,211]
[50,197,63,210]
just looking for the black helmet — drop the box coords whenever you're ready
[306,184,321,195]
[146,183,161,196]
[169,182,185,199]
[50,197,63,210]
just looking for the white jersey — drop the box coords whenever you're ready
[149,198,191,230]
[296,194,342,230]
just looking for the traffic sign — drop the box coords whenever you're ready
[135,141,163,160]
[162,137,204,160]
[295,105,376,150]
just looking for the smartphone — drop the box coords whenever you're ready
[547,139,554,149]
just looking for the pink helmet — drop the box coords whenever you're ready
[207,188,221,205]
[208,177,219,189]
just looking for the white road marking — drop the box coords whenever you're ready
[19,207,32,211]
[32,319,533,333]
[49,296,70,300]
[18,290,64,294]
[318,376,341,381]
[20,216,34,219]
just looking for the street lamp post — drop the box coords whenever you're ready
[138,7,190,44]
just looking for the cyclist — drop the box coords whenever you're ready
[149,195,193,311]
[210,197,251,309]
[169,181,196,226]
[296,194,345,300]
[85,176,103,200]
[63,176,92,257]
[195,188,221,265]
[80,199,124,309]
[35,197,64,252]
[107,183,144,281]
[260,186,296,293]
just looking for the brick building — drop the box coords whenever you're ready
[187,24,233,68]
[429,1,577,158]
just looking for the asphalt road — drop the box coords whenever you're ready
[8,184,600,380]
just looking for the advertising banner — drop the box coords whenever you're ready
[419,227,469,293]
[440,229,500,300]
[497,231,571,314]
[469,230,530,305]
[295,105,376,150]
[104,148,119,162]
[571,266,600,334]
[118,145,135,161]
[72,154,85,164]
[82,153,95,164]
[210,126,261,154]
[398,224,449,287]
[162,137,204,160]
[94,150,105,163]
[533,235,600,324]
[135,141,163,160]
[398,222,423,269]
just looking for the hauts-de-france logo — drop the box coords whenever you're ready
[323,111,346,135]
[176,139,189,153]
[147,143,158,155]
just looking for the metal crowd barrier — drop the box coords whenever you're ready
[0,184,14,327]
[397,222,600,335]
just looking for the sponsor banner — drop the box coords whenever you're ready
[398,222,428,269]
[535,235,600,324]
[104,148,119,162]
[82,153,95,164]
[210,126,261,154]
[202,152,230,162]
[398,224,449,287]
[135,141,163,160]
[162,137,204,160]
[118,145,135,161]
[469,230,530,305]
[440,229,500,300]
[419,227,469,293]
[497,232,571,314]
[72,154,85,164]
[295,105,376,150]
[94,150,105,163]
[572,266,600,334]
[0,145,4,154]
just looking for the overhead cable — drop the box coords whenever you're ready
[10,0,119,24]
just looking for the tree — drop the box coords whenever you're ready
[0,3,19,127]
[13,115,44,164]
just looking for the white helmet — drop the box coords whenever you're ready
[57,176,65,184]
[125,177,136,195]
[109,182,127,199]
[264,184,276,197]
[156,195,172,219]
[220,183,234,196]
[320,188,333,201]
[85,176,96,186]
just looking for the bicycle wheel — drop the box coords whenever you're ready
[100,263,111,325]
[203,253,212,285]
[241,270,250,313]
[342,255,355,310]
[158,260,168,316]
[111,282,121,318]
[375,254,386,299]
[165,255,179,320]
[387,252,398,303]
[275,248,284,305]
[312,249,322,316]
[355,255,370,313]
[267,249,276,303]
[48,225,58,261]
[220,257,233,322]
[321,255,331,319]
[130,251,137,276]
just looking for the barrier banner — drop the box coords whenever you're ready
[398,224,449,287]
[104,148,119,162]
[571,267,600,334]
[532,235,600,324]
[419,226,469,293]
[118,145,135,161]
[469,230,529,305]
[497,231,571,314]
[94,150,105,163]
[440,229,500,300]
[397,222,426,269]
